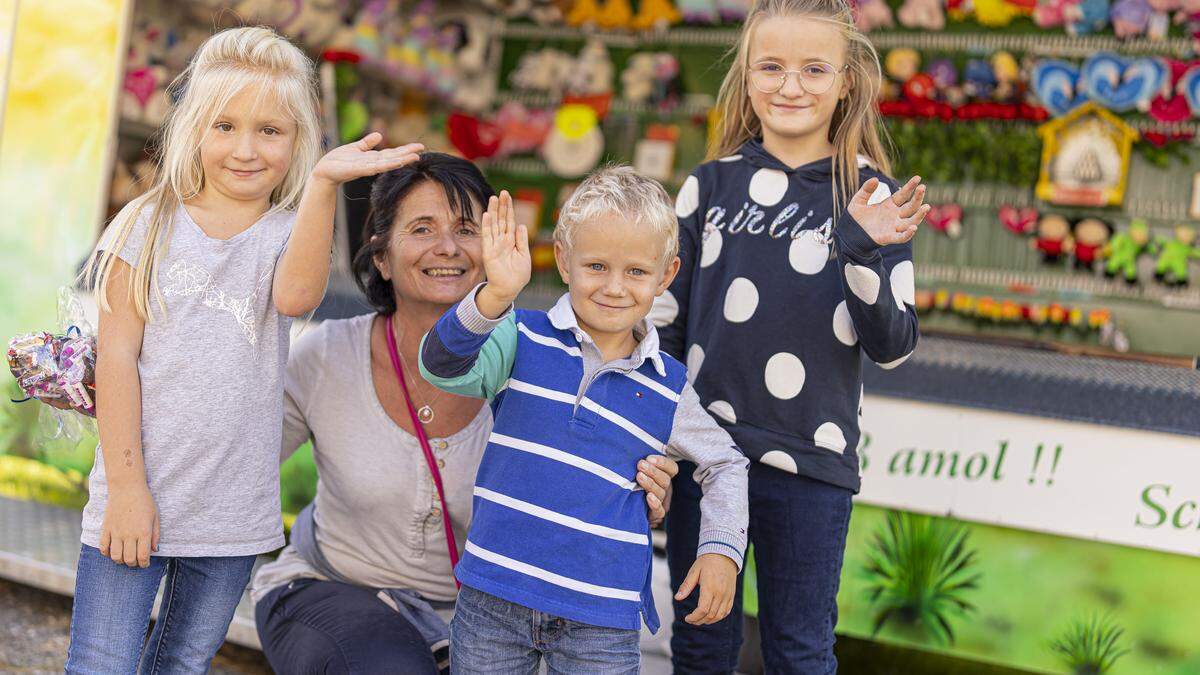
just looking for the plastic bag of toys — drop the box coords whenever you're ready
[7,288,98,442]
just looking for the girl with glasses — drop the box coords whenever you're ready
[651,1,928,672]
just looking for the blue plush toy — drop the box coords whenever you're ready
[963,58,997,99]
[1069,0,1111,35]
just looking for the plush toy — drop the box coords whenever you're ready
[1031,213,1074,262]
[1072,217,1113,269]
[280,0,345,50]
[1152,225,1199,285]
[1034,0,1081,26]
[898,0,947,29]
[1069,0,1112,34]
[632,0,683,29]
[927,204,964,238]
[567,39,614,96]
[1147,0,1179,37]
[678,0,719,23]
[1111,0,1153,35]
[974,0,1024,25]
[568,0,603,26]
[717,0,752,22]
[992,51,1022,102]
[495,102,554,157]
[596,0,634,29]
[855,0,896,30]
[1103,219,1150,282]
[999,205,1039,235]
[511,48,575,93]
[964,59,998,99]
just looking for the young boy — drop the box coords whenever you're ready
[419,166,749,673]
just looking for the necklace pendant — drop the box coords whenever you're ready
[418,405,435,424]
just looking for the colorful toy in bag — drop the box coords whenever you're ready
[8,289,98,443]
[1152,225,1199,285]
[1103,219,1150,283]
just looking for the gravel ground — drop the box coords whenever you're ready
[0,579,271,674]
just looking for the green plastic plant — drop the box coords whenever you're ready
[862,510,981,644]
[1050,614,1131,675]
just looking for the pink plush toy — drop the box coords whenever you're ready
[854,0,896,30]
[899,0,947,29]
[1034,0,1080,26]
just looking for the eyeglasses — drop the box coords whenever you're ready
[748,61,848,95]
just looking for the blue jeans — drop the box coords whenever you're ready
[255,578,441,674]
[66,544,256,674]
[666,462,854,675]
[450,585,640,674]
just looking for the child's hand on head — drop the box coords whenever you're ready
[675,552,739,625]
[312,132,423,185]
[846,175,929,247]
[476,190,531,318]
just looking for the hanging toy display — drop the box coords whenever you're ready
[1151,225,1200,285]
[1071,217,1113,270]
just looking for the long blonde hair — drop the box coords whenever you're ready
[709,0,892,216]
[86,26,322,320]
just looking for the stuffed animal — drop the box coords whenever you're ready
[992,51,1022,102]
[1111,0,1153,36]
[511,48,575,93]
[927,204,964,238]
[568,0,603,26]
[1103,219,1150,282]
[855,0,896,30]
[974,0,1024,25]
[280,0,345,50]
[1072,217,1113,269]
[1147,0,1179,37]
[1031,213,1074,262]
[597,0,634,29]
[1152,225,1199,285]
[1034,0,1081,26]
[964,59,998,99]
[1069,0,1111,34]
[898,0,947,28]
[632,0,683,29]
[567,39,614,96]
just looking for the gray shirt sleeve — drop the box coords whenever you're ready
[280,325,321,463]
[665,382,750,569]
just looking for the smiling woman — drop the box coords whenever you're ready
[249,153,680,674]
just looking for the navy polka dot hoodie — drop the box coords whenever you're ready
[651,138,919,492]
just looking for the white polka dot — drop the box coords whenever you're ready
[789,230,830,275]
[877,351,913,370]
[723,277,759,323]
[759,450,798,473]
[707,400,737,423]
[832,301,857,346]
[718,154,743,162]
[845,264,881,304]
[686,344,705,383]
[764,352,805,400]
[748,168,789,206]
[676,175,700,218]
[890,260,915,312]
[867,181,892,205]
[814,422,847,453]
[700,227,722,268]
[650,290,678,327]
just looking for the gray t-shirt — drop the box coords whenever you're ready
[251,314,490,604]
[81,203,294,557]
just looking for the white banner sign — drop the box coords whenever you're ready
[857,395,1200,558]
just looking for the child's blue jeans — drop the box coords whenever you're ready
[449,584,640,674]
[66,543,256,674]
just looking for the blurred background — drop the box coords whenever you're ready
[1,0,1198,673]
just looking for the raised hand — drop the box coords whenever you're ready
[476,190,531,319]
[846,175,929,247]
[312,132,423,185]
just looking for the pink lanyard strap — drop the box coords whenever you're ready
[385,315,461,587]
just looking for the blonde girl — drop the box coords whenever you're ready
[67,26,420,673]
[655,1,927,671]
